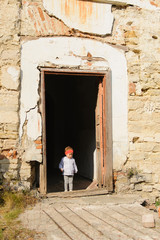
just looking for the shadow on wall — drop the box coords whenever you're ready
[0,150,24,190]
[0,152,10,186]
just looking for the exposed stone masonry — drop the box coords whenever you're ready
[0,0,21,188]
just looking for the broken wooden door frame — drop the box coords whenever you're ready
[39,68,113,194]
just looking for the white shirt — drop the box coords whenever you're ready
[59,156,78,176]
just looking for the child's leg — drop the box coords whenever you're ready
[68,176,73,191]
[64,175,69,191]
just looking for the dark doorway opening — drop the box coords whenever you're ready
[45,74,101,193]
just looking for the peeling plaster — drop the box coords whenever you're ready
[26,106,42,140]
[20,37,128,170]
[43,0,114,35]
[7,67,20,82]
[42,0,159,38]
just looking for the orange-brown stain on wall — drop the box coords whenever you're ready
[61,0,93,25]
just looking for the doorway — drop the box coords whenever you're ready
[40,69,113,194]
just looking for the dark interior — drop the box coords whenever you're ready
[45,73,100,192]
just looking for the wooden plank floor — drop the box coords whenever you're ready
[19,196,160,240]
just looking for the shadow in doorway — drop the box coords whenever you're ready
[47,169,92,193]
[45,74,100,193]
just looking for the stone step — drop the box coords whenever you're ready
[45,188,109,198]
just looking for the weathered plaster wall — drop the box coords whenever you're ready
[43,0,114,35]
[20,37,128,172]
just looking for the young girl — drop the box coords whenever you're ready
[59,146,78,192]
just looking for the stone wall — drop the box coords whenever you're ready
[0,0,21,187]
[0,0,160,196]
[112,6,160,198]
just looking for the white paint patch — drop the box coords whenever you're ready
[43,0,114,35]
[26,107,42,140]
[20,37,128,170]
[7,67,20,82]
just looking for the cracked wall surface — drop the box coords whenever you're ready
[20,37,128,171]
[1,0,160,196]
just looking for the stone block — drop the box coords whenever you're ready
[155,133,160,142]
[0,91,19,112]
[20,168,30,175]
[129,184,135,190]
[135,142,155,152]
[128,100,144,110]
[153,184,160,191]
[0,112,18,124]
[0,140,3,148]
[9,164,18,170]
[142,185,153,192]
[150,153,160,162]
[135,183,143,191]
[20,181,31,190]
[152,174,159,183]
[0,132,18,140]
[1,49,20,62]
[20,166,31,181]
[3,140,17,149]
[143,137,154,142]
[0,157,9,163]
[141,166,152,174]
[3,170,18,180]
[128,112,142,121]
[1,163,9,171]
[142,214,155,228]
[129,152,145,161]
[143,174,152,183]
[4,123,18,132]
[130,176,138,184]
[1,66,20,90]
[20,175,30,181]
[9,159,18,164]
[153,145,160,152]
[20,162,31,170]
[115,176,130,193]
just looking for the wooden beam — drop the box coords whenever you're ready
[80,0,129,6]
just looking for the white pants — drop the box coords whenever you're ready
[64,175,73,191]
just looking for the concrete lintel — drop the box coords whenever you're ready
[84,0,159,10]
[81,0,128,6]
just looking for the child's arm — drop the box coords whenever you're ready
[74,160,78,173]
[59,158,64,172]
